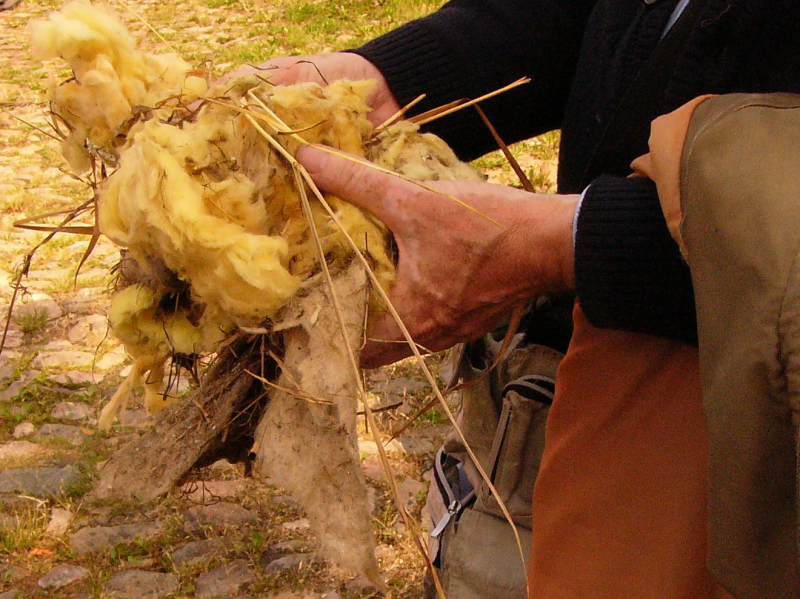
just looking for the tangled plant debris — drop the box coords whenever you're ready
[26,0,485,585]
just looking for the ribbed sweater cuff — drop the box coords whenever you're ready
[574,175,698,345]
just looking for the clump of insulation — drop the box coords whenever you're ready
[30,0,484,584]
[31,0,482,419]
[30,1,207,172]
[102,282,227,427]
[92,78,409,423]
[367,120,486,182]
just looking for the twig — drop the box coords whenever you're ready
[371,93,426,136]
[3,111,63,142]
[241,97,528,589]
[474,104,534,193]
[244,370,333,405]
[296,152,530,592]
[206,93,504,229]
[411,77,530,127]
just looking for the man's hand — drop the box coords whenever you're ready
[221,53,401,127]
[297,145,578,368]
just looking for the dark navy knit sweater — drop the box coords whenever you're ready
[352,0,800,345]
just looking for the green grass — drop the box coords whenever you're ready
[0,377,100,438]
[184,0,445,66]
[417,404,448,427]
[0,504,49,555]
[46,272,107,295]
[472,132,561,191]
[204,0,240,8]
[15,307,49,335]
[62,462,97,501]
[214,39,283,68]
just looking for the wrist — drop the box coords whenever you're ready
[551,194,578,291]
[516,193,578,296]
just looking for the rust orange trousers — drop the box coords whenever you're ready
[527,304,731,598]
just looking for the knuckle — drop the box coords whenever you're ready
[337,160,366,196]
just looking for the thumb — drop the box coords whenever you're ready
[297,144,406,228]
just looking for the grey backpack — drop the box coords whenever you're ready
[425,334,563,599]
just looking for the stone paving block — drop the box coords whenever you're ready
[70,522,164,555]
[37,564,89,589]
[51,402,93,421]
[195,560,255,599]
[102,569,178,599]
[33,424,88,446]
[0,466,79,497]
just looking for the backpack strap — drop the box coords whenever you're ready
[502,375,556,406]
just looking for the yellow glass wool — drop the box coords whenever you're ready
[30,1,207,171]
[31,2,483,427]
[367,120,486,183]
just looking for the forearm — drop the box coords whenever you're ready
[574,175,697,345]
[351,0,595,160]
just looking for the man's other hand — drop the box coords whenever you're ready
[220,53,401,127]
